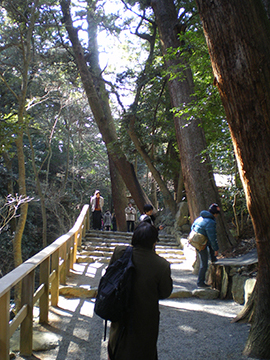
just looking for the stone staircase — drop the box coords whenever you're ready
[78,230,186,265]
[62,230,222,301]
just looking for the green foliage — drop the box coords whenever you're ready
[0,114,20,154]
[0,0,113,276]
[0,0,252,277]
[157,3,248,222]
[166,10,235,175]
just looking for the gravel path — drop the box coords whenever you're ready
[12,242,255,360]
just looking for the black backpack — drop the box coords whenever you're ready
[94,246,135,337]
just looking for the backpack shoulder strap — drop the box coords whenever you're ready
[119,246,133,263]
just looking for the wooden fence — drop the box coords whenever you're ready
[0,204,90,360]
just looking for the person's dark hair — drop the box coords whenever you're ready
[143,204,153,213]
[132,221,158,249]
[209,203,220,214]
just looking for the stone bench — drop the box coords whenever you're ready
[209,248,257,304]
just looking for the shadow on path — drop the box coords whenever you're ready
[13,242,255,360]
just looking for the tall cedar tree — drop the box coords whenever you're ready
[60,0,152,229]
[150,0,235,250]
[195,0,270,357]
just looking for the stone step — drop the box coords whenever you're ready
[85,230,178,246]
[155,247,184,255]
[85,230,132,241]
[77,255,110,264]
[86,229,176,238]
[83,240,178,249]
[83,236,178,248]
[81,245,184,256]
[82,241,131,249]
[79,248,184,259]
[76,254,185,265]
[80,230,184,265]
[80,250,114,257]
[78,244,185,265]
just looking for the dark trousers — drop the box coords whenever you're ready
[93,210,102,230]
[197,244,215,286]
[127,221,134,232]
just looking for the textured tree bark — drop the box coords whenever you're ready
[108,155,127,232]
[195,0,270,357]
[232,282,257,324]
[2,152,16,234]
[12,0,40,309]
[27,129,47,248]
[151,0,234,251]
[61,0,151,213]
[14,134,27,269]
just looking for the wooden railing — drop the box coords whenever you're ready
[0,204,90,360]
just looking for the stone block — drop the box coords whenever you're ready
[192,288,220,300]
[10,324,61,352]
[175,202,189,227]
[244,278,256,304]
[76,256,95,263]
[220,266,229,299]
[231,274,249,304]
[59,285,98,298]
[169,290,192,299]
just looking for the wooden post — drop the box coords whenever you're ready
[70,237,75,270]
[66,238,71,277]
[39,257,50,324]
[60,243,67,285]
[20,271,34,356]
[82,217,86,238]
[77,226,82,248]
[86,207,90,231]
[51,249,60,307]
[73,231,78,266]
[0,291,10,360]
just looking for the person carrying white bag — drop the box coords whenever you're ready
[188,203,220,288]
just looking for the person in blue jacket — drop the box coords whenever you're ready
[191,203,220,288]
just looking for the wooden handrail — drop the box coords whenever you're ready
[0,204,90,360]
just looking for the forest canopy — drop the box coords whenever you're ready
[0,0,247,275]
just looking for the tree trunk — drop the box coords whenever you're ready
[151,0,235,251]
[14,124,28,309]
[27,129,47,248]
[14,135,27,269]
[62,122,70,192]
[195,0,270,357]
[232,282,257,324]
[60,0,151,213]
[176,168,184,205]
[2,152,16,234]
[150,177,158,210]
[128,115,176,215]
[108,154,127,232]
[12,0,40,308]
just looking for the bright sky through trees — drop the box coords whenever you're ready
[73,0,148,107]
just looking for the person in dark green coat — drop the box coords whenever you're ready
[108,222,173,360]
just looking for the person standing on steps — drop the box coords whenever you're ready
[103,209,112,231]
[139,204,164,231]
[191,203,220,288]
[90,190,104,230]
[125,202,136,232]
[108,221,173,360]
